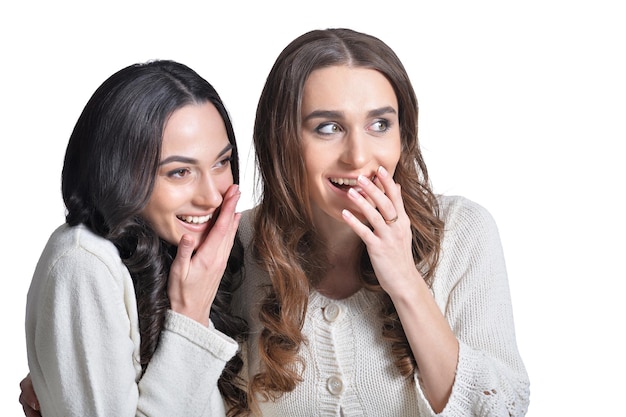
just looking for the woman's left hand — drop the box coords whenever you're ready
[342,166,422,296]
[19,374,41,417]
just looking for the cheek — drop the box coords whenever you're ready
[386,137,403,168]
[216,172,235,195]
[301,137,321,166]
[302,146,325,177]
[141,184,177,224]
[388,151,402,171]
[141,200,167,229]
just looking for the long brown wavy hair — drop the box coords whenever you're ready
[249,28,444,403]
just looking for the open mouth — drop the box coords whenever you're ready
[329,175,376,191]
[176,213,213,225]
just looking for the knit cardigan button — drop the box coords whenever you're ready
[323,303,341,322]
[326,375,344,395]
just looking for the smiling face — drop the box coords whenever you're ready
[300,65,402,227]
[141,102,234,247]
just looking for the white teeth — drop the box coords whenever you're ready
[178,214,212,224]
[330,176,376,186]
[330,177,358,186]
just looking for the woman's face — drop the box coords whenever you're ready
[300,65,402,226]
[141,102,234,247]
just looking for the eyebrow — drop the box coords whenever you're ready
[367,106,397,118]
[302,106,397,122]
[159,143,233,166]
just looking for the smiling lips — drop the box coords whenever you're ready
[329,175,376,190]
[177,214,213,224]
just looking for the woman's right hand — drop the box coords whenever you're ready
[167,184,241,326]
[19,373,41,417]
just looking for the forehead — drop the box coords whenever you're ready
[302,65,398,111]
[161,102,230,153]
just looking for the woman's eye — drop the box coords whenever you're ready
[214,156,232,169]
[167,168,190,178]
[316,122,341,135]
[369,119,389,132]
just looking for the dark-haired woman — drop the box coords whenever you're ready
[24,60,246,416]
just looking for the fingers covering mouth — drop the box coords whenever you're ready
[329,175,376,189]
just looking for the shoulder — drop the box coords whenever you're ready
[437,195,500,241]
[233,207,270,320]
[238,207,256,248]
[435,195,505,271]
[431,196,508,305]
[34,223,128,286]
[27,224,133,327]
[43,223,121,262]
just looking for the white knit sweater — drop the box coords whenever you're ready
[235,195,530,416]
[25,224,239,417]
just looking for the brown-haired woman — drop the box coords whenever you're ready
[233,28,530,416]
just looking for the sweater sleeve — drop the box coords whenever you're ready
[414,197,530,417]
[25,227,237,417]
[136,311,239,415]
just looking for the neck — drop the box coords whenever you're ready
[312,208,364,299]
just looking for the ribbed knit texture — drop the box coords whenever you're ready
[235,195,530,416]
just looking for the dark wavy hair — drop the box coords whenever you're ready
[250,28,444,403]
[61,60,248,415]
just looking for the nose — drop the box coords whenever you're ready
[340,130,370,168]
[192,175,223,209]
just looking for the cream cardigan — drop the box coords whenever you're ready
[235,195,530,416]
[25,224,238,417]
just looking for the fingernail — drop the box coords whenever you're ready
[378,166,388,177]
[357,175,369,185]
[348,187,359,197]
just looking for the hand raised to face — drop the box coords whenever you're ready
[167,183,241,326]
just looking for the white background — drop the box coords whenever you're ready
[1,1,624,415]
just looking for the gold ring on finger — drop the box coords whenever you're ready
[385,215,399,225]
